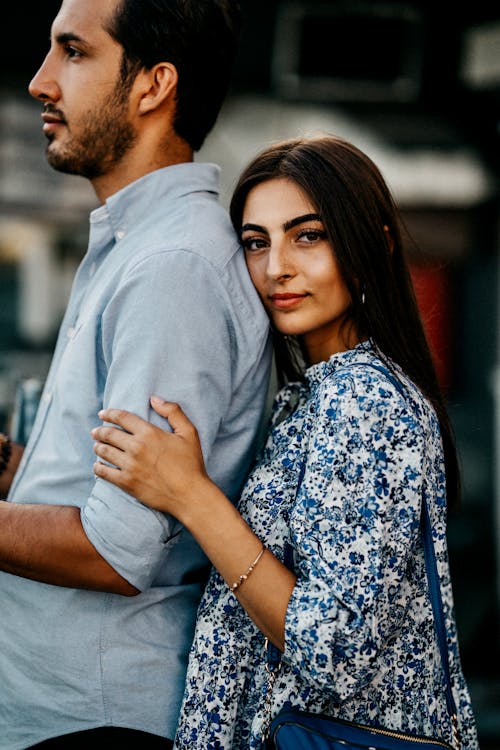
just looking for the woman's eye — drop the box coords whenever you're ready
[242,237,268,252]
[296,229,327,243]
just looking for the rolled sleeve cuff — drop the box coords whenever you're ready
[81,478,177,591]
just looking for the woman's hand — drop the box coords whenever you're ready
[91,396,212,521]
[94,398,296,649]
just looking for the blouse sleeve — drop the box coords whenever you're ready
[283,368,435,700]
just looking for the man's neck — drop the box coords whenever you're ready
[91,138,194,204]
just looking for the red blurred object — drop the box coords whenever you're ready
[410,263,453,392]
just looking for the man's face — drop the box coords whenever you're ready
[28,0,137,180]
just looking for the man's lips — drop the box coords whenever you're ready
[41,112,66,133]
[269,292,308,309]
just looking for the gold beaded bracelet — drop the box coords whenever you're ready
[229,545,265,592]
[0,433,12,477]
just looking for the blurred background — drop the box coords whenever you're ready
[0,0,499,744]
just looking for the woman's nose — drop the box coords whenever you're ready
[266,241,294,280]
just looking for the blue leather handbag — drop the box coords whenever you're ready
[267,708,455,750]
[264,364,459,750]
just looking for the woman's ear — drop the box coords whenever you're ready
[383,224,394,254]
[137,62,178,115]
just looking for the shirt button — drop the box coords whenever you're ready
[43,392,52,404]
[116,229,126,240]
[67,327,76,339]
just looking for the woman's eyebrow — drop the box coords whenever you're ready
[241,223,266,233]
[283,213,321,232]
[241,213,322,235]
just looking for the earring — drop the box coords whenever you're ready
[361,290,366,305]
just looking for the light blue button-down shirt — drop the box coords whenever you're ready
[2,163,272,748]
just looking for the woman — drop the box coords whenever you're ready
[92,136,478,749]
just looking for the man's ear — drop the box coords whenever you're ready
[137,62,178,115]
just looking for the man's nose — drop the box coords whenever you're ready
[28,55,60,103]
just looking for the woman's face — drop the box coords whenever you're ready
[241,177,356,364]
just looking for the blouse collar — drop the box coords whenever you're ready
[303,340,376,388]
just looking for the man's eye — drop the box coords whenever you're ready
[65,45,83,59]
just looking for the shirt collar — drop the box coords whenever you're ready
[89,162,221,244]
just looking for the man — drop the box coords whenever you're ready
[0,0,271,747]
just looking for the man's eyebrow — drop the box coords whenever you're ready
[55,31,87,46]
[283,213,321,232]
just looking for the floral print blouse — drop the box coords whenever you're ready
[174,342,478,750]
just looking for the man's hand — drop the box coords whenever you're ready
[0,441,24,499]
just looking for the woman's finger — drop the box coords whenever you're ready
[97,408,149,436]
[94,459,128,489]
[93,440,132,468]
[91,424,132,449]
[150,397,198,438]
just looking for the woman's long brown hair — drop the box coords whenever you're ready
[230,135,460,511]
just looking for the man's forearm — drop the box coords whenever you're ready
[0,501,138,596]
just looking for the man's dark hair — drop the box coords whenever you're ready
[107,0,242,151]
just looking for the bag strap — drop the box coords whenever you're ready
[266,361,459,738]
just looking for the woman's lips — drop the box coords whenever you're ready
[270,293,307,309]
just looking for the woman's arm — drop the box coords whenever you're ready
[92,397,296,649]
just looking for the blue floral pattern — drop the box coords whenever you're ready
[174,342,478,749]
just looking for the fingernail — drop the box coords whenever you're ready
[151,395,165,405]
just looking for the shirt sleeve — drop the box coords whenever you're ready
[283,369,428,700]
[82,248,234,591]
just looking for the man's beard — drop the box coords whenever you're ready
[45,84,137,180]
